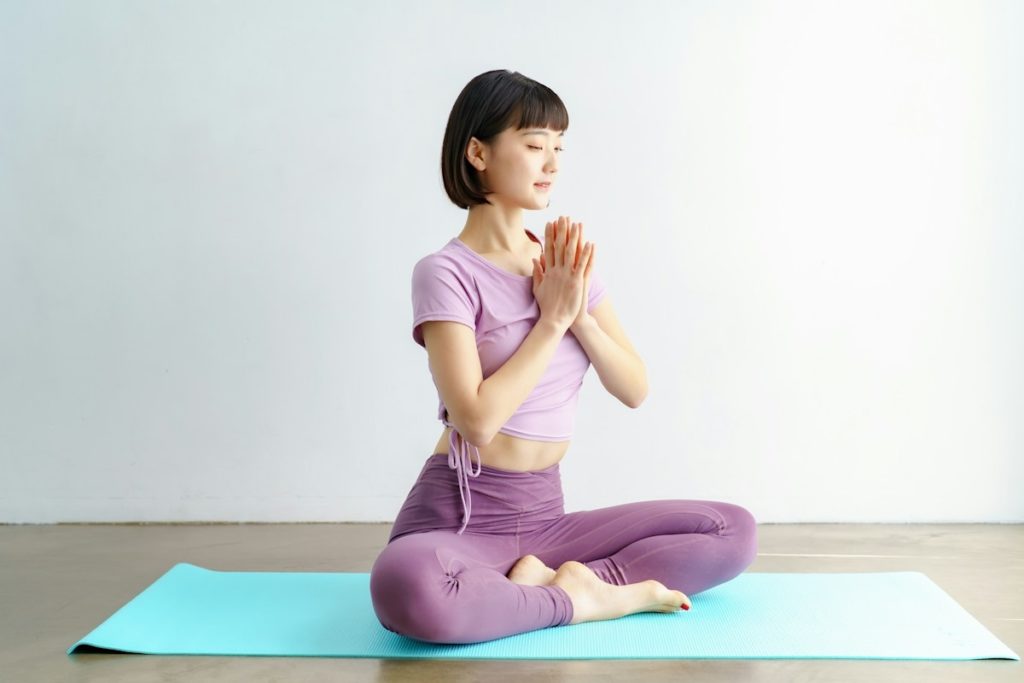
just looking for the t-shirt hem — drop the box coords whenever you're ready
[412,315,476,345]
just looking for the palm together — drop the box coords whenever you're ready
[535,217,595,331]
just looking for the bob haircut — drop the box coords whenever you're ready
[441,69,569,210]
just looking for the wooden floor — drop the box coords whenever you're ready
[2,522,1021,682]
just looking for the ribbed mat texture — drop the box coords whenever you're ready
[68,563,1019,660]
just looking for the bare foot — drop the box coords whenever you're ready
[507,554,558,586]
[551,560,691,625]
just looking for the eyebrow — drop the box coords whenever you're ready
[521,130,565,137]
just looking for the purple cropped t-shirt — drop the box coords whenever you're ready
[411,228,607,534]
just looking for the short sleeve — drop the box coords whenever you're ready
[587,268,607,312]
[411,255,478,348]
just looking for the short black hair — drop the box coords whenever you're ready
[441,69,569,210]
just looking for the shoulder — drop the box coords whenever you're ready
[411,246,480,308]
[411,245,480,346]
[412,246,473,285]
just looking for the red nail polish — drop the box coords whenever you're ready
[681,603,690,611]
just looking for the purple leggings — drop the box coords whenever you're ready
[370,452,758,644]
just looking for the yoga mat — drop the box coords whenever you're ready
[68,563,1019,660]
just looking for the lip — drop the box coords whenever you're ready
[534,183,551,190]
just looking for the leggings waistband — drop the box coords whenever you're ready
[434,429,563,536]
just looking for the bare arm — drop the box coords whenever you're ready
[570,297,648,408]
[474,316,565,445]
[421,315,567,448]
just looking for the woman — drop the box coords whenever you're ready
[369,69,758,644]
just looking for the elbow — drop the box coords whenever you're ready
[627,383,649,410]
[470,407,507,446]
[610,382,647,410]
[473,432,495,448]
[464,411,494,448]
[444,409,491,449]
[466,392,502,446]
[467,420,495,448]
[629,365,649,409]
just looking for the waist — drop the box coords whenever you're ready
[388,453,565,540]
[433,427,569,472]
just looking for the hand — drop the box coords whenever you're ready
[568,222,596,332]
[533,217,595,332]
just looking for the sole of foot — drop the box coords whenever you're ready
[507,554,558,586]
[551,560,691,625]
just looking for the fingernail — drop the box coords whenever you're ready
[681,603,690,611]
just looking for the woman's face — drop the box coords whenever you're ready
[471,126,563,208]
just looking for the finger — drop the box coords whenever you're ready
[553,218,565,268]
[545,222,555,269]
[556,216,567,267]
[572,223,583,270]
[584,242,595,278]
[564,217,574,267]
[557,216,565,266]
[568,223,578,270]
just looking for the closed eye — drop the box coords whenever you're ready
[528,145,565,152]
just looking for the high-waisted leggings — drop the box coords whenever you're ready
[369,452,758,645]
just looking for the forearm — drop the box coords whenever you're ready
[571,315,647,408]
[475,316,565,444]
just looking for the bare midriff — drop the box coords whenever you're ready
[432,427,570,472]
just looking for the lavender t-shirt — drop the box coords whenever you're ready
[411,230,606,441]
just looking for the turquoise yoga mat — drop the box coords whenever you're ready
[68,563,1019,660]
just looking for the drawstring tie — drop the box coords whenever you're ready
[446,426,481,535]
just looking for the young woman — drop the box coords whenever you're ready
[369,69,758,644]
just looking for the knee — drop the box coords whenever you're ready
[369,541,464,643]
[720,501,759,570]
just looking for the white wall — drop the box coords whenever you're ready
[1,0,1021,524]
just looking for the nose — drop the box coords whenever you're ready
[545,152,558,173]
